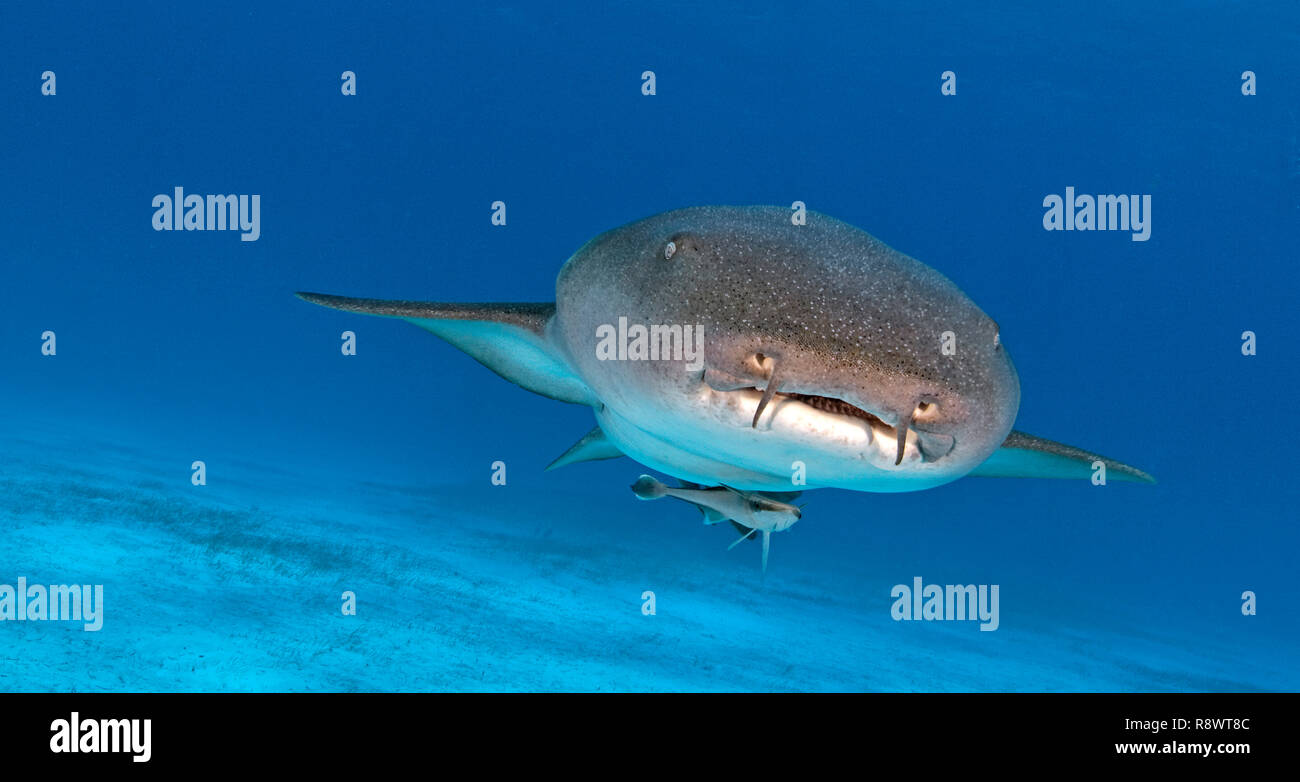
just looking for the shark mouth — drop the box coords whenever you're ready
[732,386,955,465]
[702,362,956,465]
[781,391,889,428]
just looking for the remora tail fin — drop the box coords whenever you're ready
[296,292,596,406]
[969,430,1155,484]
[630,475,669,499]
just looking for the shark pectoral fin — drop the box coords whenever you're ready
[969,430,1156,484]
[296,292,597,406]
[546,426,625,471]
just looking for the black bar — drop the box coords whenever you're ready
[0,692,1286,770]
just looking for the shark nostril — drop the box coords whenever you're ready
[913,399,940,420]
[749,352,776,377]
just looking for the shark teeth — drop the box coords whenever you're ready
[780,392,887,428]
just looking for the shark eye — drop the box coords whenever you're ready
[914,399,940,420]
[664,241,677,260]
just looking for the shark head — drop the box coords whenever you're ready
[554,205,1020,492]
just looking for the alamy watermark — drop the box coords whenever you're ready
[0,577,103,631]
[50,712,150,763]
[891,576,999,631]
[595,316,704,370]
[152,187,261,241]
[1043,187,1150,241]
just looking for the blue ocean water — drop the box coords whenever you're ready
[0,2,1295,691]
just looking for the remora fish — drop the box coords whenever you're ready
[630,474,800,572]
[298,206,1153,565]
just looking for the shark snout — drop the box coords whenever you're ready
[696,330,1023,477]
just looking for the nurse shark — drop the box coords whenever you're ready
[298,206,1153,569]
